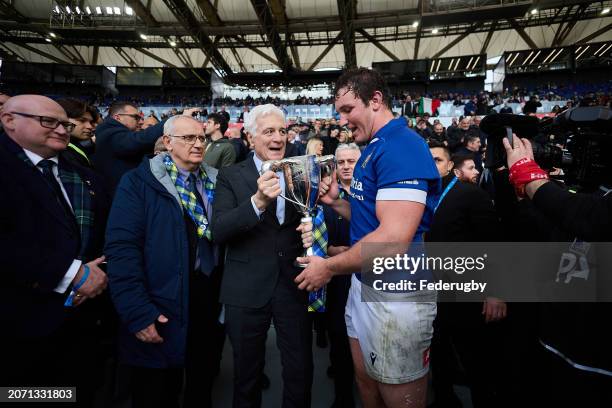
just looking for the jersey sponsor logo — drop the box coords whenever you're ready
[351,178,363,191]
[398,180,419,185]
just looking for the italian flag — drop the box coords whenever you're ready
[418,97,432,116]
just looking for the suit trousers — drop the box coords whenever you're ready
[225,275,313,408]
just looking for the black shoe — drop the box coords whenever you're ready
[260,373,271,390]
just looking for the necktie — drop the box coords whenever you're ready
[188,174,215,275]
[308,206,328,312]
[37,159,73,219]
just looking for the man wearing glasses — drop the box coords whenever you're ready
[105,115,222,408]
[93,101,199,195]
[0,95,110,403]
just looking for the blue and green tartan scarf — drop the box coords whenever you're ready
[163,154,214,241]
[17,152,94,260]
[308,205,328,312]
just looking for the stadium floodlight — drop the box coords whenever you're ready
[432,28,439,34]
[140,33,148,40]
[549,48,564,63]
[54,5,60,14]
[598,43,612,57]
[95,6,102,15]
[412,21,419,28]
[49,32,56,38]
[113,7,121,15]
[75,6,81,14]
[575,45,590,60]
[169,40,177,47]
[45,38,52,43]
[126,6,134,16]
[65,6,71,14]
[602,8,610,15]
[593,43,607,56]
[530,9,538,15]
[106,7,113,14]
[85,6,92,15]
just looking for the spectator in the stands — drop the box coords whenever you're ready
[499,102,514,114]
[228,127,249,163]
[56,98,97,168]
[93,101,198,195]
[464,96,477,116]
[306,137,324,156]
[203,112,235,169]
[430,122,447,144]
[523,95,541,114]
[219,105,231,123]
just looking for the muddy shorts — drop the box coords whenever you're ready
[345,274,437,384]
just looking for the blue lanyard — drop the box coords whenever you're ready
[434,176,457,213]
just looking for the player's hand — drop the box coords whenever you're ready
[318,171,340,205]
[294,256,333,291]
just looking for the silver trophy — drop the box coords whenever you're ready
[261,154,336,266]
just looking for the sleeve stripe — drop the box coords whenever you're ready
[376,188,427,203]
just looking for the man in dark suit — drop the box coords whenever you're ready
[401,94,417,117]
[212,104,313,408]
[0,95,110,404]
[93,101,199,195]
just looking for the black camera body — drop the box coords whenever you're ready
[481,107,612,192]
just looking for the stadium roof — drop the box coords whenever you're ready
[0,0,610,78]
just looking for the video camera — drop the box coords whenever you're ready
[481,107,612,192]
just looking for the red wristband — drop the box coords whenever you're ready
[508,158,548,198]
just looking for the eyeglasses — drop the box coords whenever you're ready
[169,135,206,145]
[10,112,76,132]
[116,113,142,121]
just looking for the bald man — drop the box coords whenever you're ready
[0,95,111,400]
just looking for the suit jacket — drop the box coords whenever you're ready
[401,101,417,117]
[0,131,110,338]
[211,158,306,308]
[92,117,164,195]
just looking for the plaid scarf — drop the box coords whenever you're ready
[163,154,214,241]
[18,151,94,260]
[308,205,328,312]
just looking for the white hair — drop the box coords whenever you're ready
[244,104,285,136]
[163,114,197,136]
[335,143,360,158]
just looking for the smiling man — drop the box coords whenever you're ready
[0,95,109,402]
[105,115,222,408]
[294,68,441,408]
[212,104,313,408]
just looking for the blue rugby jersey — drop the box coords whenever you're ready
[349,117,441,284]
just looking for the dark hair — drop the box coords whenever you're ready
[56,98,88,119]
[428,140,450,159]
[207,112,229,135]
[464,133,480,145]
[108,101,138,117]
[452,153,475,170]
[87,105,100,123]
[334,68,392,110]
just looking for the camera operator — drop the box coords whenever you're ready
[503,134,612,406]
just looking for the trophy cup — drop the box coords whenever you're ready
[261,154,336,267]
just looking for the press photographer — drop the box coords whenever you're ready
[483,108,612,406]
